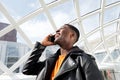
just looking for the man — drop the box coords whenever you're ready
[22,24,104,80]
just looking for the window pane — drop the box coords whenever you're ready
[106,36,117,48]
[82,13,99,34]
[104,23,117,36]
[20,13,54,43]
[78,41,88,52]
[49,0,76,27]
[94,44,105,53]
[79,0,101,15]
[0,69,4,75]
[103,5,120,24]
[7,57,19,63]
[87,31,101,50]
[17,32,28,45]
[106,0,120,5]
[7,43,19,57]
[94,51,107,63]
[1,0,41,20]
[104,56,112,63]
[0,12,10,24]
[111,49,120,60]
[44,0,56,4]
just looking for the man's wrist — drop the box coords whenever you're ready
[35,41,46,49]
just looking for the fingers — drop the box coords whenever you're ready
[41,34,55,46]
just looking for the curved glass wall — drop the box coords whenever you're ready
[0,0,120,80]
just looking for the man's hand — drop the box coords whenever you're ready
[41,34,55,46]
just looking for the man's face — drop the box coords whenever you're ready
[54,25,72,45]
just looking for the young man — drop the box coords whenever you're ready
[22,24,104,80]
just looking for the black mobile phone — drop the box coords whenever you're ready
[49,35,55,42]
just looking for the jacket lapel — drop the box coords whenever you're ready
[44,50,60,80]
[55,56,77,79]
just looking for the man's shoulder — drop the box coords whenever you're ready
[82,53,95,60]
[69,46,96,64]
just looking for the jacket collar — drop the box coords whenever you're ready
[69,46,84,55]
[54,46,84,79]
[44,46,84,80]
[54,56,78,79]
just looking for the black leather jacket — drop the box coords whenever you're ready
[22,42,104,80]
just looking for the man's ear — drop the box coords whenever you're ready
[70,33,76,43]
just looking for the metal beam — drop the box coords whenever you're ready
[39,0,57,31]
[100,0,114,63]
[0,61,19,79]
[0,2,33,48]
[17,0,68,26]
[73,0,91,52]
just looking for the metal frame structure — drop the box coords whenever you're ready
[0,0,120,79]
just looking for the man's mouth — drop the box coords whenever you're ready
[55,33,60,38]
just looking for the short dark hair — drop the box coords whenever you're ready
[65,24,80,42]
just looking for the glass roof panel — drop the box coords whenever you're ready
[77,41,88,52]
[79,0,101,16]
[111,49,120,60]
[94,44,105,53]
[82,13,99,34]
[49,0,76,27]
[17,32,28,45]
[87,31,101,50]
[0,69,4,75]
[104,56,112,63]
[103,5,120,24]
[1,0,41,20]
[0,0,120,77]
[94,51,107,63]
[106,0,120,5]
[0,12,10,24]
[20,13,54,43]
[5,43,19,68]
[104,23,117,36]
[106,36,117,48]
[44,0,56,4]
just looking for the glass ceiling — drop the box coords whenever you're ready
[0,0,120,79]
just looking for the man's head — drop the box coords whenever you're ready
[65,24,80,42]
[54,24,80,49]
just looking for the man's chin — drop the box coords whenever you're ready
[54,39,60,45]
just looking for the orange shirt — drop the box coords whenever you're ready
[50,54,66,80]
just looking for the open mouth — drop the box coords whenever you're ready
[55,33,60,38]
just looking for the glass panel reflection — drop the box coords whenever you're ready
[1,0,41,20]
[103,5,120,24]
[0,12,10,24]
[87,31,101,50]
[104,23,117,37]
[20,13,54,43]
[94,51,107,63]
[44,0,56,4]
[0,41,30,74]
[106,0,120,5]
[49,0,76,27]
[79,0,100,16]
[82,13,99,34]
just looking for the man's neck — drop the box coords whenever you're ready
[60,47,72,55]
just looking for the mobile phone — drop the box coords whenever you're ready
[49,35,55,42]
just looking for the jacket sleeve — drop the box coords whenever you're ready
[81,55,104,80]
[22,42,46,75]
